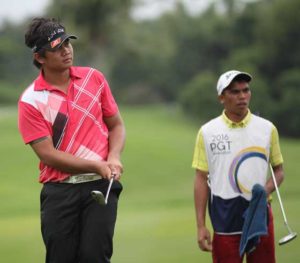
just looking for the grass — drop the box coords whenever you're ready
[0,105,299,262]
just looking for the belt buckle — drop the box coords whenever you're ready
[60,173,100,184]
[73,174,93,183]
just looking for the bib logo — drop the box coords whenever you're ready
[210,134,232,155]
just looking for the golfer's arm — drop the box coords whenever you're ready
[30,137,108,175]
[194,169,210,229]
[265,164,284,196]
[104,112,126,160]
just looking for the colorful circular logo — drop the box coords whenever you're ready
[229,147,267,194]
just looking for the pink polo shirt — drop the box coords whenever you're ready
[18,66,119,183]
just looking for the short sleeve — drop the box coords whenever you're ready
[18,101,51,144]
[269,125,283,166]
[192,128,209,172]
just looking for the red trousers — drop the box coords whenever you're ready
[212,206,276,263]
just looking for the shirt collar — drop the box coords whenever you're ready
[221,109,251,128]
[34,66,82,91]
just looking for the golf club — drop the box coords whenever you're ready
[91,176,114,205]
[269,164,297,245]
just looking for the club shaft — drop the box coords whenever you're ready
[105,178,114,204]
[269,164,288,224]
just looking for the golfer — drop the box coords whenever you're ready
[18,18,125,262]
[192,70,284,263]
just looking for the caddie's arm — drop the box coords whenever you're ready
[265,125,284,195]
[265,164,284,196]
[194,169,212,252]
[104,111,126,181]
[30,137,112,179]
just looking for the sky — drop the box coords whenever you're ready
[131,0,214,20]
[0,0,215,26]
[0,0,50,25]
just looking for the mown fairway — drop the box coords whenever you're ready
[0,105,299,262]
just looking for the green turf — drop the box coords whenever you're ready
[0,105,299,262]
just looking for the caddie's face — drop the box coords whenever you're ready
[219,81,251,119]
[35,40,74,71]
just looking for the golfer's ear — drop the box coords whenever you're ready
[34,52,45,65]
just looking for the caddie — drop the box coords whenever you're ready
[192,70,284,263]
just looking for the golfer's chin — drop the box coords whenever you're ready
[63,61,73,68]
[60,62,73,71]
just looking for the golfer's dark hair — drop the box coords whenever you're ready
[25,17,65,69]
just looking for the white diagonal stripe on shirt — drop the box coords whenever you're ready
[65,83,104,152]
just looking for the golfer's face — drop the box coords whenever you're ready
[221,81,251,117]
[43,40,74,71]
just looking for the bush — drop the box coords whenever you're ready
[0,82,23,105]
[273,69,300,137]
[179,71,222,122]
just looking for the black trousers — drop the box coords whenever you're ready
[40,179,122,263]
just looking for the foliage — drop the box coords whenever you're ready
[0,23,35,84]
[48,0,132,43]
[273,69,300,137]
[0,82,24,105]
[179,71,222,122]
[0,0,299,136]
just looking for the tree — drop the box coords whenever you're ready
[179,71,222,122]
[255,0,300,91]
[48,0,132,43]
[273,68,300,137]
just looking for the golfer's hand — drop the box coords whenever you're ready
[107,156,123,181]
[197,226,212,252]
[96,161,112,179]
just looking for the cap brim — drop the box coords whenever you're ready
[44,34,77,51]
[232,73,252,82]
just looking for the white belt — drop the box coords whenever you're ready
[60,173,102,184]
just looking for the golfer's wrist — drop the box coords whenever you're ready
[107,152,121,161]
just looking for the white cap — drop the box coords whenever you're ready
[216,70,252,95]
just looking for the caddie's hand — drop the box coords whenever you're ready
[197,226,212,252]
[107,156,123,181]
